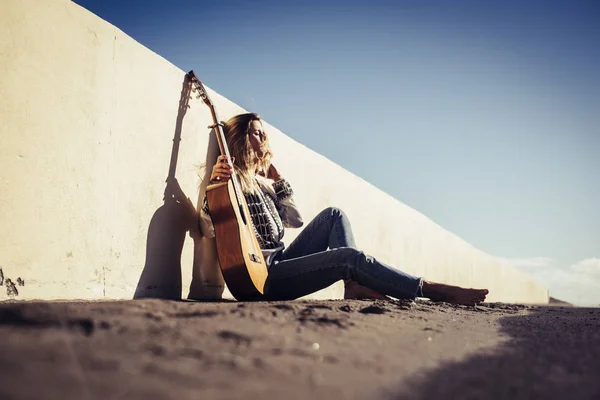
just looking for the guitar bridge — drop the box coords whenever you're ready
[248,253,261,263]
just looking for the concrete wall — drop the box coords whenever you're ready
[0,0,549,303]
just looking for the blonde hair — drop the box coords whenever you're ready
[222,112,272,192]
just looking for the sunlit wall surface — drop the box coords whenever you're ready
[0,0,548,303]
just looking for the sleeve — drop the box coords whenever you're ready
[272,179,303,228]
[198,195,216,238]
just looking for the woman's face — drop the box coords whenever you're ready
[248,119,267,157]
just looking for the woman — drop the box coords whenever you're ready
[199,113,488,305]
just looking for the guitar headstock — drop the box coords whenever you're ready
[188,70,212,107]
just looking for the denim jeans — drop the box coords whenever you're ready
[263,207,423,300]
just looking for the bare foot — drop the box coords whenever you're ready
[344,280,388,300]
[421,281,488,306]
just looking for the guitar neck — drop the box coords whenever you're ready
[208,107,230,159]
[207,104,247,204]
[187,70,247,200]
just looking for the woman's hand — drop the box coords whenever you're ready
[266,163,282,181]
[257,162,281,181]
[210,155,234,184]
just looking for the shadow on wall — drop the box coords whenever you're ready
[187,127,224,300]
[388,306,600,399]
[133,74,197,300]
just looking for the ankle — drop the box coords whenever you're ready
[421,281,446,301]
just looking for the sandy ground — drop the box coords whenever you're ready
[0,298,599,400]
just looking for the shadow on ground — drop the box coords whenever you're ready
[389,306,600,400]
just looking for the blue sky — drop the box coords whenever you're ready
[73,0,599,304]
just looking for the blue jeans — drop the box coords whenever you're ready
[263,207,423,300]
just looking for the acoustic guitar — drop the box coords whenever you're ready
[188,70,268,301]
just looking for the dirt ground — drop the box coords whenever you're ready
[0,298,599,400]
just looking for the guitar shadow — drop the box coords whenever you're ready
[133,74,196,300]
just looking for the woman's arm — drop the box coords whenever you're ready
[273,179,303,228]
[262,164,303,229]
[198,155,234,238]
[198,195,216,238]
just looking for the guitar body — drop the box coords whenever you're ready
[206,180,268,300]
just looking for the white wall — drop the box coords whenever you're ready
[0,0,548,303]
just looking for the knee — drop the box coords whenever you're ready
[324,206,347,221]
[334,246,365,265]
[332,247,367,279]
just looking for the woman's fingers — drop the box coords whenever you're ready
[211,162,232,183]
[213,163,232,172]
[217,155,235,165]
[215,166,232,175]
[210,155,235,183]
[210,173,231,183]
